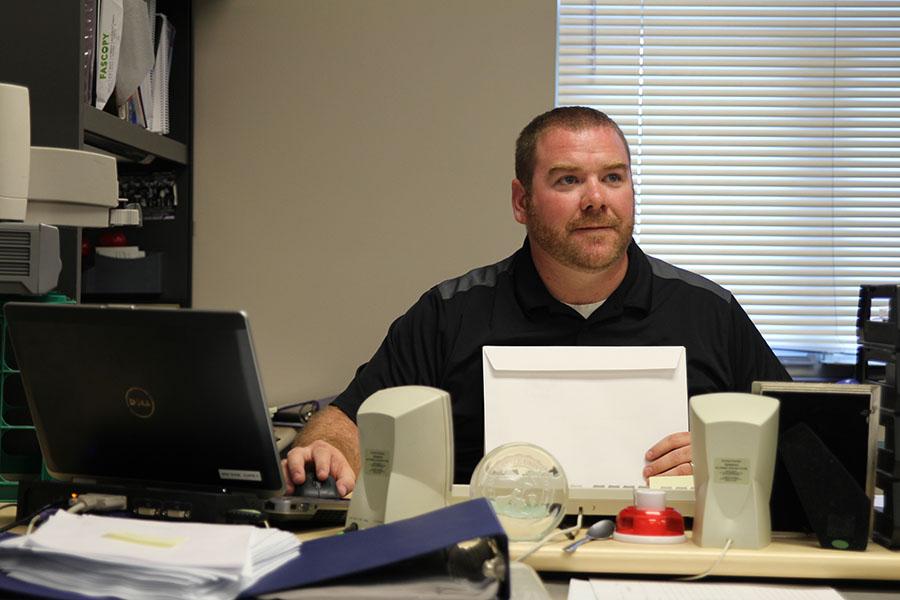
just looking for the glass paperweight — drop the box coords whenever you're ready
[469,442,568,541]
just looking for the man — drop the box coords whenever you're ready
[283,106,790,496]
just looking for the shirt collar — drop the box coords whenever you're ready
[513,237,652,317]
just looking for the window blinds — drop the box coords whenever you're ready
[557,0,900,354]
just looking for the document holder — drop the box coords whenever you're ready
[0,498,510,600]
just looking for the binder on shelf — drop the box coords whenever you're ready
[81,0,98,105]
[114,0,154,127]
[135,0,157,129]
[94,0,123,110]
[92,0,174,134]
[147,13,174,134]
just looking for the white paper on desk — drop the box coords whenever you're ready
[24,510,255,568]
[568,578,595,600]
[582,579,844,600]
[483,346,687,488]
[0,511,300,600]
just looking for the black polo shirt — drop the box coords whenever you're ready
[333,238,790,483]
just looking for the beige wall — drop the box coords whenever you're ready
[193,0,556,405]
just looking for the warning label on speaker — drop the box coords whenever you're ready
[713,457,750,484]
[364,448,392,476]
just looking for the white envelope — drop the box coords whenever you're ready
[482,345,688,488]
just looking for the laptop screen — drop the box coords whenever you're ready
[4,303,284,496]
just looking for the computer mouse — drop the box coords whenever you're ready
[297,465,341,499]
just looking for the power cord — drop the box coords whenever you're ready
[515,509,584,563]
[66,493,127,515]
[24,513,44,536]
[0,501,66,535]
[678,537,733,581]
[22,494,128,537]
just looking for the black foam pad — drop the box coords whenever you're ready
[779,423,871,551]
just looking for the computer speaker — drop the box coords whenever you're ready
[346,386,454,530]
[690,392,780,549]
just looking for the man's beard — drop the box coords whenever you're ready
[526,201,633,273]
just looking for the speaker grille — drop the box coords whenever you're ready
[0,231,31,277]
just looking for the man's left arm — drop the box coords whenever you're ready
[643,297,791,479]
[728,298,792,389]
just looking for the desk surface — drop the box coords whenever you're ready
[285,521,900,584]
[4,508,900,598]
[511,531,900,581]
[4,506,898,582]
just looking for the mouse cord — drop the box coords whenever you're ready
[678,537,733,581]
[1,502,66,536]
[23,494,129,536]
[515,509,584,563]
[24,514,43,536]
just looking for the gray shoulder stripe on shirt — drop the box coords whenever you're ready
[648,255,732,303]
[437,255,515,300]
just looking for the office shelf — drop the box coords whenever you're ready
[0,0,193,307]
[858,284,900,548]
[83,106,188,165]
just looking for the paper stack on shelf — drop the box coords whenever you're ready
[92,0,175,135]
[94,0,124,109]
[0,510,300,600]
[135,0,157,127]
[147,12,174,134]
[115,0,155,127]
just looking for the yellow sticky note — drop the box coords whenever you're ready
[102,531,186,548]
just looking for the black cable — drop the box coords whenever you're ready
[0,501,66,534]
[0,503,17,511]
[340,522,359,534]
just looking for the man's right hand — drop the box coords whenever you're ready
[282,439,356,497]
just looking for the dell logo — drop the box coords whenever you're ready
[125,387,155,418]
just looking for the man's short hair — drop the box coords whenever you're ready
[515,106,632,193]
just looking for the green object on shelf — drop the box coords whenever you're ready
[0,294,74,500]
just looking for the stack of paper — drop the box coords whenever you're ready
[93,0,175,133]
[146,12,175,134]
[114,0,156,126]
[0,511,300,600]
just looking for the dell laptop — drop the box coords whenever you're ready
[4,302,347,523]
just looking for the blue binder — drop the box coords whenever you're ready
[0,498,510,599]
[247,498,509,597]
